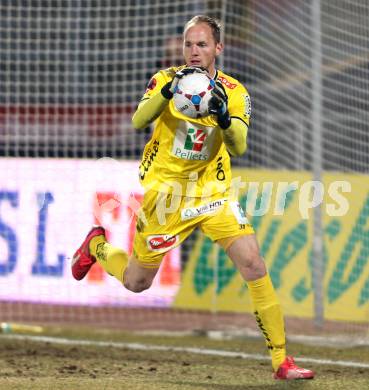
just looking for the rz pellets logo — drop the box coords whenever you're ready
[184,128,207,152]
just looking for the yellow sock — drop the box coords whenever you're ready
[247,273,286,372]
[89,236,128,283]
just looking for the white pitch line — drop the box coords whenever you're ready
[2,334,369,369]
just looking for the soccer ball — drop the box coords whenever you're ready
[173,72,215,119]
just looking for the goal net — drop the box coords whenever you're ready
[1,0,368,339]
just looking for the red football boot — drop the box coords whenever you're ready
[274,356,315,380]
[72,226,106,280]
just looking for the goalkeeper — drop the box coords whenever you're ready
[72,15,314,380]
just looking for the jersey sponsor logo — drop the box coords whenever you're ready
[217,76,237,89]
[184,128,207,152]
[244,94,251,116]
[147,234,178,252]
[181,198,227,220]
[139,139,159,180]
[230,201,249,224]
[172,122,215,161]
[173,148,209,161]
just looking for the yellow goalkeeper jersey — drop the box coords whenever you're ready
[138,66,251,197]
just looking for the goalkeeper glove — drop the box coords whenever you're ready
[208,81,231,129]
[161,67,208,99]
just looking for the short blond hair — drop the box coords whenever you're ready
[184,15,221,44]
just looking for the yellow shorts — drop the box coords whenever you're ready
[132,190,255,268]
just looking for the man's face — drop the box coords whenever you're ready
[183,23,223,76]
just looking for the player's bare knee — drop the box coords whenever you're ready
[123,278,152,293]
[235,245,261,267]
[239,253,266,278]
[250,260,266,278]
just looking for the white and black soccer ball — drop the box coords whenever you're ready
[173,72,215,119]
